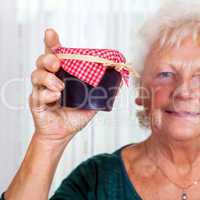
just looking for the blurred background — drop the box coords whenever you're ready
[0,0,166,195]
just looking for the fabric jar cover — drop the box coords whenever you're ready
[53,47,132,111]
[53,47,130,87]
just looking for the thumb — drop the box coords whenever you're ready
[44,28,61,53]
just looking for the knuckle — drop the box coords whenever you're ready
[33,90,43,103]
[36,53,60,72]
[42,54,57,67]
[46,72,56,83]
[31,69,38,85]
[43,89,49,97]
[29,93,33,105]
[42,54,52,66]
[29,92,40,107]
[36,54,45,67]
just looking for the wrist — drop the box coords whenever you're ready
[21,134,68,175]
[33,130,74,149]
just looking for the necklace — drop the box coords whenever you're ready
[144,142,200,200]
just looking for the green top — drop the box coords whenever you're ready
[50,145,142,200]
[0,145,143,200]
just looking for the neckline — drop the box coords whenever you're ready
[114,144,143,200]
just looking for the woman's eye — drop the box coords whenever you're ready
[157,72,174,79]
[193,74,200,79]
[191,75,200,87]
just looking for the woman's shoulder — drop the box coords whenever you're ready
[69,142,143,182]
[83,143,142,169]
[77,145,126,171]
[74,152,120,174]
[63,143,137,181]
[84,143,138,167]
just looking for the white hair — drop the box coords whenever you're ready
[134,0,200,128]
[133,0,200,75]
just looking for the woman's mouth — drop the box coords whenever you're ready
[165,110,200,118]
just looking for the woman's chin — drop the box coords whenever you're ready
[161,121,200,141]
[151,115,200,141]
[168,129,200,141]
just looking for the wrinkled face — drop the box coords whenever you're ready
[141,36,200,141]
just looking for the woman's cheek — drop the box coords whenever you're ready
[150,85,173,109]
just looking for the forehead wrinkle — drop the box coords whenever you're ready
[161,58,200,73]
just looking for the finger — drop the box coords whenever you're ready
[31,69,65,92]
[44,28,61,54]
[36,54,60,72]
[30,87,61,109]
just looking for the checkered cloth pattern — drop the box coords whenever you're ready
[53,47,129,87]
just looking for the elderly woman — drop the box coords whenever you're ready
[2,1,200,200]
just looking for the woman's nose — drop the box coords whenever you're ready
[173,78,195,101]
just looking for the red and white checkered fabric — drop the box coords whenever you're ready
[53,47,129,87]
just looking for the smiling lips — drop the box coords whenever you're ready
[165,110,200,117]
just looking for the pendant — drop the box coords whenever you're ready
[181,192,187,200]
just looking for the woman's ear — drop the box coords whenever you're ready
[134,80,151,108]
[134,79,147,106]
[135,97,143,106]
